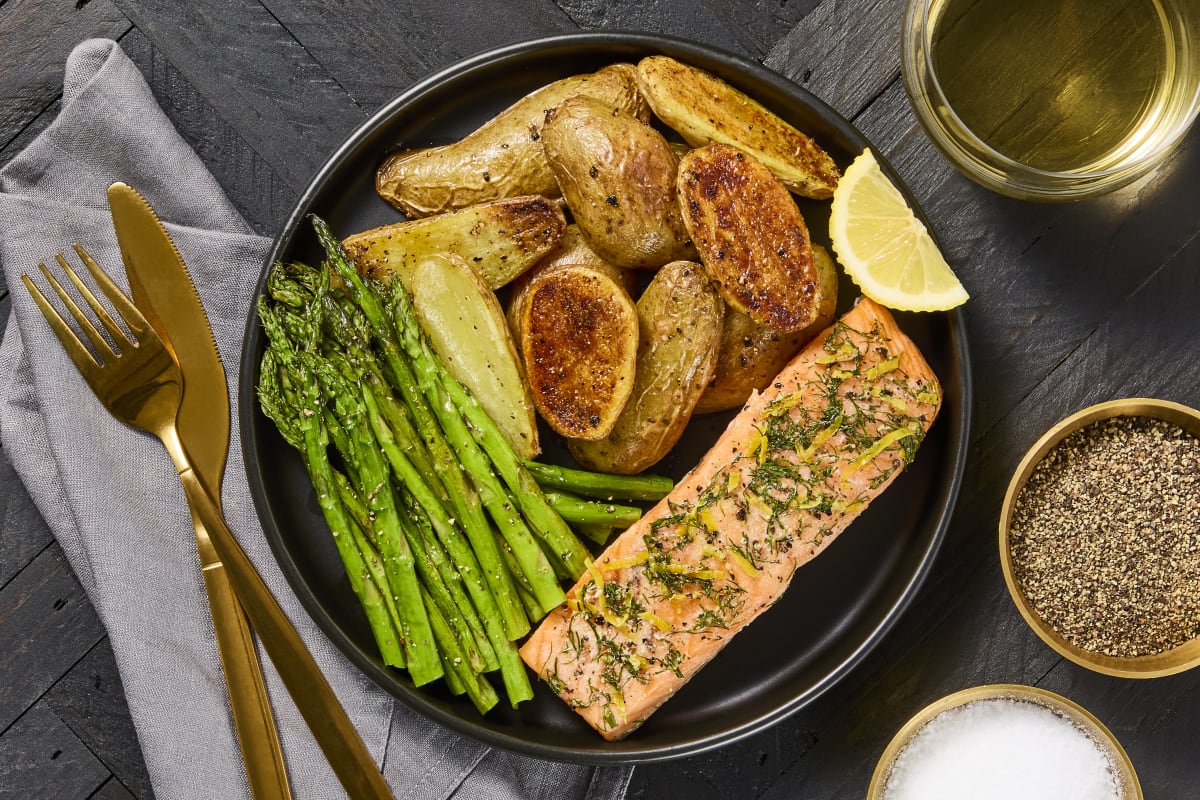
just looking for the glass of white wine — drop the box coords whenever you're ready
[902,0,1200,200]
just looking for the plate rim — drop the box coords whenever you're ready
[239,30,973,764]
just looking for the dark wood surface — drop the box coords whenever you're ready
[2,1,1198,797]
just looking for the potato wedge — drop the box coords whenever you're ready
[542,95,692,270]
[678,143,824,334]
[694,245,839,414]
[511,264,638,441]
[636,55,840,199]
[343,195,565,291]
[377,64,648,217]
[569,261,723,475]
[409,253,540,459]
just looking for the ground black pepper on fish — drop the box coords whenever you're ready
[1009,415,1200,658]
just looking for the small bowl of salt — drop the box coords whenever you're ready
[866,684,1141,800]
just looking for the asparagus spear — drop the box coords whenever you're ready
[311,218,529,640]
[383,275,592,579]
[543,491,644,528]
[258,342,406,668]
[521,460,674,502]
[298,351,442,686]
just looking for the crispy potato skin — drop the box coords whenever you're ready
[512,264,639,441]
[542,95,693,270]
[694,245,839,414]
[636,55,840,199]
[376,65,647,218]
[569,261,723,474]
[342,195,565,291]
[678,143,822,334]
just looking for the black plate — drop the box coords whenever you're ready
[239,32,972,764]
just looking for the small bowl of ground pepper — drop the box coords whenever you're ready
[999,398,1200,677]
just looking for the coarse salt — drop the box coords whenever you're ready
[882,698,1121,800]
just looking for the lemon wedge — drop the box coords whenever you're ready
[829,149,968,312]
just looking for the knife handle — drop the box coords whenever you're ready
[168,449,395,800]
[192,509,293,800]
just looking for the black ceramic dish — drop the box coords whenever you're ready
[240,32,972,764]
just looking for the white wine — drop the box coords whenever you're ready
[903,0,1200,198]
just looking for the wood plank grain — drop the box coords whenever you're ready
[45,642,154,799]
[763,0,906,118]
[0,702,110,799]
[555,0,816,61]
[0,445,54,587]
[89,777,140,800]
[0,543,106,731]
[116,28,294,234]
[108,0,366,192]
[262,0,577,114]
[0,0,131,151]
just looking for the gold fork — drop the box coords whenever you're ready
[22,245,395,800]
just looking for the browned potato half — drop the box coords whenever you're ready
[511,264,638,441]
[376,65,648,218]
[342,195,565,291]
[569,261,723,475]
[542,95,692,270]
[636,55,840,199]
[694,245,839,414]
[678,143,824,334]
[409,253,540,458]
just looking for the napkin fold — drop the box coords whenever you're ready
[0,38,631,800]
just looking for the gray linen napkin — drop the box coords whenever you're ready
[0,38,631,800]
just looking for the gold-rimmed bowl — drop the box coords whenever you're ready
[866,684,1142,799]
[999,398,1200,678]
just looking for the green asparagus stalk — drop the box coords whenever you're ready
[336,471,493,674]
[422,586,500,714]
[379,273,593,580]
[543,491,644,528]
[356,380,532,701]
[521,460,674,502]
[302,353,442,686]
[262,349,407,668]
[381,308,566,615]
[312,217,529,640]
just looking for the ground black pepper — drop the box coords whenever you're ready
[1009,415,1200,657]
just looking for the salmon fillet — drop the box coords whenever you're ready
[519,297,942,739]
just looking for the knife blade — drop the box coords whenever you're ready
[108,182,292,799]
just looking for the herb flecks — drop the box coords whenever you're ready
[547,317,939,732]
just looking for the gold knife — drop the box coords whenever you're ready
[109,183,292,799]
[108,183,395,799]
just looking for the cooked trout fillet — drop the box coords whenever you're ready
[519,297,942,739]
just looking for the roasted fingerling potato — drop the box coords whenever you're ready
[409,253,540,458]
[636,55,840,199]
[510,263,639,441]
[678,143,825,334]
[542,95,693,270]
[342,195,566,291]
[569,261,723,475]
[376,64,648,218]
[694,244,839,415]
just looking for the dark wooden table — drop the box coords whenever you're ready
[2,1,1198,798]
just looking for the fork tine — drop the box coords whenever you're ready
[58,251,129,351]
[73,244,152,340]
[39,260,121,364]
[21,272,102,380]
